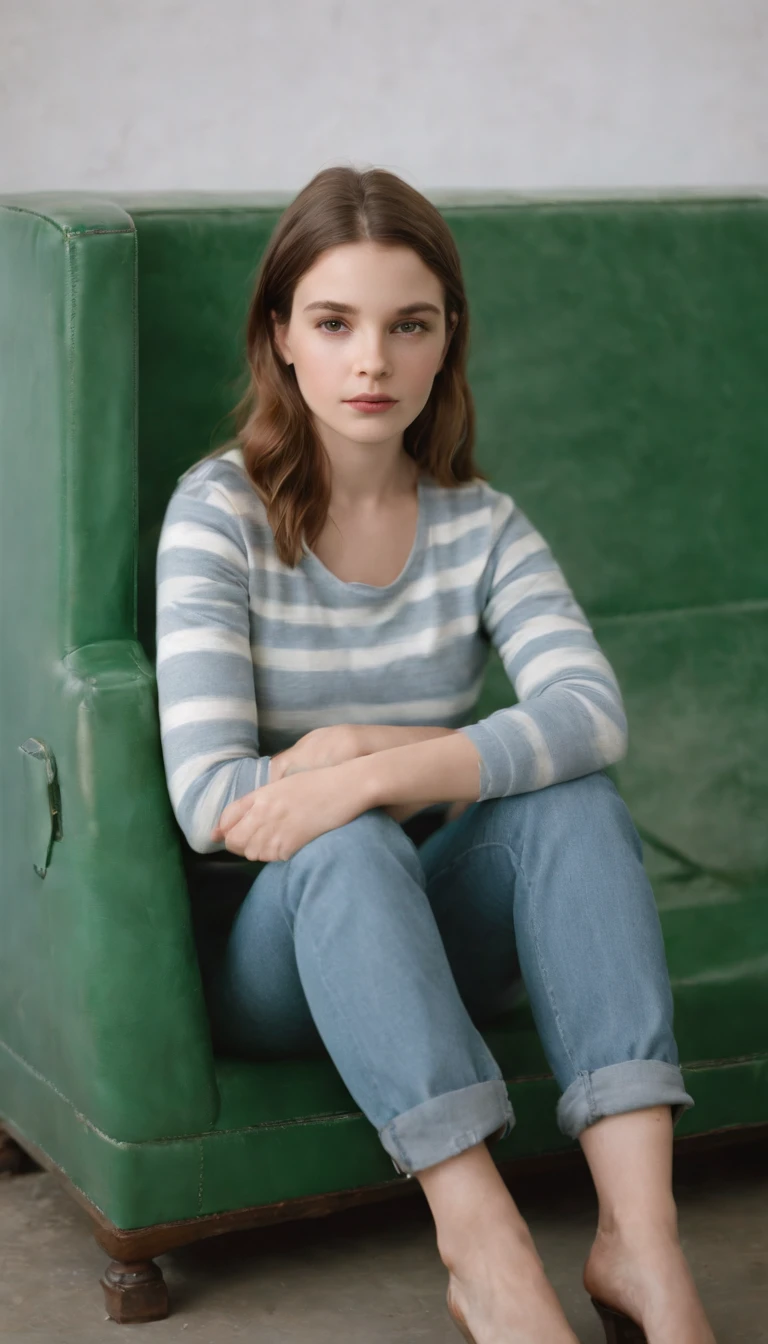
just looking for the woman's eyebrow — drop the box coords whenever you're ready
[303,299,442,316]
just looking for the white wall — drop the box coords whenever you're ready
[3,0,767,194]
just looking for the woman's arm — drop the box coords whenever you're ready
[156,474,271,853]
[353,732,484,815]
[354,726,469,823]
[357,492,628,813]
[356,725,458,753]
[452,492,628,801]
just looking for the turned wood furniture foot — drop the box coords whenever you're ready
[0,1126,37,1175]
[100,1259,169,1323]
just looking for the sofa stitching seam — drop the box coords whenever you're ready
[1,1034,765,1146]
[0,1037,206,1148]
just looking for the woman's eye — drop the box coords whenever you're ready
[316,319,427,335]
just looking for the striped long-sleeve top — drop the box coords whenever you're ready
[156,446,628,853]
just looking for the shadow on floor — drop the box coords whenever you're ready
[1,1131,766,1342]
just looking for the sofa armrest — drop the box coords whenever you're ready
[11,641,220,1142]
[0,198,221,1142]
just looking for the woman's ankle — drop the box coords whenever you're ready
[416,1142,532,1273]
[593,1195,680,1247]
[437,1206,537,1279]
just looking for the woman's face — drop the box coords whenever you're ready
[272,240,457,454]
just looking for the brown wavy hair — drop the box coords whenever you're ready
[199,164,489,568]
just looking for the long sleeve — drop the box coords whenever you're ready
[155,473,271,853]
[458,491,628,801]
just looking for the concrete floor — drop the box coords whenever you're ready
[1,1135,766,1343]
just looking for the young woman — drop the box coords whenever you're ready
[155,165,717,1344]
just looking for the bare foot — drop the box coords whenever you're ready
[584,1225,716,1343]
[444,1224,579,1344]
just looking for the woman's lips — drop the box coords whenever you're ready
[344,399,397,413]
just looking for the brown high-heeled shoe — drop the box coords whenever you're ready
[591,1296,647,1342]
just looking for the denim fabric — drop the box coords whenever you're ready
[196,770,694,1175]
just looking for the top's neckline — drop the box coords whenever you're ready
[300,475,428,594]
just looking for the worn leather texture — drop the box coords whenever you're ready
[1,191,766,1230]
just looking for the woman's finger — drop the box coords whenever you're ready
[216,791,256,835]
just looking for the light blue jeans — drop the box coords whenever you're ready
[196,770,694,1175]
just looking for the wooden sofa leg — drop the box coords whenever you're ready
[100,1259,169,1323]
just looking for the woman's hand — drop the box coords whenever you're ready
[210,725,471,855]
[210,766,365,862]
[268,724,364,782]
[269,727,441,822]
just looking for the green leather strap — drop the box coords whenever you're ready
[18,738,62,878]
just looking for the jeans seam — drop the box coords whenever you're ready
[584,1068,597,1126]
[385,1124,411,1170]
[426,838,512,888]
[524,846,581,1082]
[433,838,583,1080]
[426,836,581,1081]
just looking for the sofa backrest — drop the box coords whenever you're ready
[122,194,768,660]
[5,192,763,875]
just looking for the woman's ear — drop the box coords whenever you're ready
[271,309,292,366]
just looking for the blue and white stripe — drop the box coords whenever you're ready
[156,446,627,852]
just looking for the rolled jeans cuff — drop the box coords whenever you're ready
[557,1059,695,1140]
[379,1079,515,1175]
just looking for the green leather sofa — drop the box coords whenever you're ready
[2,190,767,1324]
